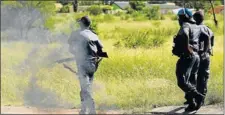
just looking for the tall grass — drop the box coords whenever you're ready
[1,15,223,112]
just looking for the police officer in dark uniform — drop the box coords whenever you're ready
[68,16,105,114]
[193,11,214,107]
[172,8,204,112]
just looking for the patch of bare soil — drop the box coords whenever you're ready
[1,106,124,114]
[150,105,223,114]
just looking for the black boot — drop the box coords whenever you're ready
[194,93,205,110]
[183,101,188,105]
[185,102,197,112]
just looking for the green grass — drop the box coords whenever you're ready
[1,14,223,112]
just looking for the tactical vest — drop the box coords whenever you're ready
[172,23,200,57]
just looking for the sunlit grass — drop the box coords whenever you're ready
[1,16,223,112]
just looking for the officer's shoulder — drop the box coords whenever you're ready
[182,22,191,29]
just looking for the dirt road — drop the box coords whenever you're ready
[1,105,223,114]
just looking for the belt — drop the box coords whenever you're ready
[180,52,197,59]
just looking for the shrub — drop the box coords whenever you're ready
[87,5,102,15]
[129,1,145,11]
[132,12,147,21]
[60,4,70,13]
[101,5,112,14]
[120,29,167,48]
[124,6,135,14]
[146,6,160,20]
[114,11,125,16]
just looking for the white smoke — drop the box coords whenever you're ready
[1,2,74,109]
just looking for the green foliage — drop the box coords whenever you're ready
[87,5,102,15]
[2,1,56,17]
[1,12,223,111]
[124,6,135,14]
[90,20,99,34]
[174,0,222,11]
[103,14,115,22]
[117,29,167,48]
[131,12,148,21]
[129,1,145,11]
[114,11,126,17]
[101,5,113,13]
[146,6,160,20]
[120,14,131,20]
[60,4,70,13]
[160,15,165,20]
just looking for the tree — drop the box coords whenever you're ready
[173,0,222,11]
[1,1,56,41]
[72,0,78,12]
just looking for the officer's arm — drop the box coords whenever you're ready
[201,28,210,53]
[183,27,193,54]
[209,29,214,55]
[96,40,104,61]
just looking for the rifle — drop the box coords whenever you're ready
[55,57,76,63]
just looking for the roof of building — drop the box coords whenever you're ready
[112,1,181,10]
[113,1,130,9]
[146,3,180,9]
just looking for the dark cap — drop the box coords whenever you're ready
[78,16,91,27]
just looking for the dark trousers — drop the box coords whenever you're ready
[176,53,200,103]
[197,53,210,103]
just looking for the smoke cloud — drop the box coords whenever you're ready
[1,2,113,112]
[1,2,74,109]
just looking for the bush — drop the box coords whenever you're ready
[87,5,102,15]
[124,6,135,14]
[101,5,112,14]
[119,29,167,48]
[114,11,125,16]
[60,4,70,13]
[146,6,160,20]
[131,12,147,21]
[129,1,145,11]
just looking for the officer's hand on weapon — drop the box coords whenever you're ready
[209,48,213,56]
[188,45,194,55]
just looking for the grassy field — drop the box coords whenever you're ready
[1,13,223,112]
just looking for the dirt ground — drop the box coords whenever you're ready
[150,105,224,114]
[2,105,224,114]
[1,106,125,114]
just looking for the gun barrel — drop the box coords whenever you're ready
[55,57,76,63]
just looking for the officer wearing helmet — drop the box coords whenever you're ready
[193,11,214,108]
[172,8,204,112]
[68,16,105,114]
